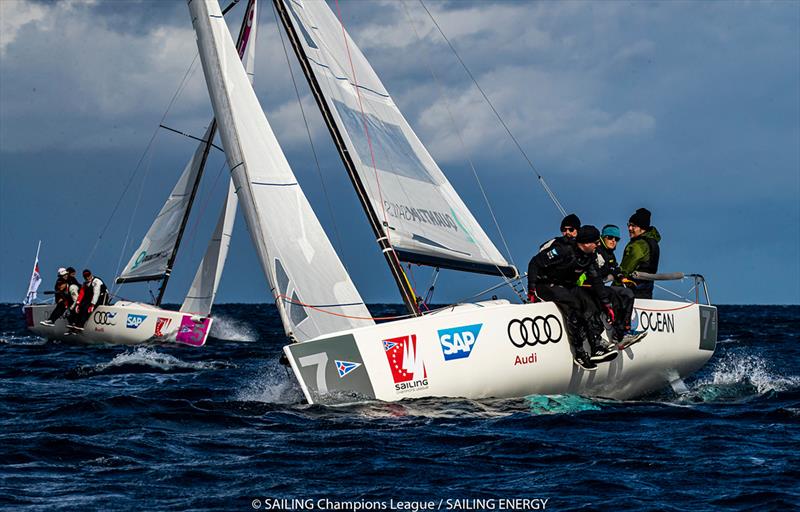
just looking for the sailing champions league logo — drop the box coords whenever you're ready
[438,324,482,361]
[382,334,429,394]
[154,317,172,338]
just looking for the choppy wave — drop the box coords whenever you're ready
[235,361,303,404]
[2,303,799,511]
[680,352,800,403]
[68,346,234,378]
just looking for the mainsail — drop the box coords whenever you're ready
[189,0,374,340]
[275,0,517,279]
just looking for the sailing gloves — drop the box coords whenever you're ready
[603,303,615,323]
[527,290,538,303]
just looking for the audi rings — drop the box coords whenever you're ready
[507,315,563,347]
[93,311,117,326]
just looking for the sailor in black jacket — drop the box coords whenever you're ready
[527,225,618,370]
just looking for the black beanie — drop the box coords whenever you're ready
[575,225,600,243]
[560,213,581,231]
[628,208,651,229]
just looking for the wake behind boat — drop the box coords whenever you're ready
[186,0,718,403]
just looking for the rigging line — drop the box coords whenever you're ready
[83,52,202,270]
[417,0,567,218]
[270,1,345,258]
[159,124,224,152]
[186,159,228,255]
[111,141,158,299]
[400,0,516,270]
[333,0,419,310]
[654,281,691,301]
[400,1,525,304]
[276,294,413,322]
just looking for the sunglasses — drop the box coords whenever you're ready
[603,236,620,241]
[562,227,577,233]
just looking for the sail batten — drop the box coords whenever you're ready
[189,0,373,340]
[277,0,517,280]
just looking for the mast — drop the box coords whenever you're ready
[272,0,419,316]
[155,0,256,306]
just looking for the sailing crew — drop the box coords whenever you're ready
[620,208,661,299]
[527,225,618,370]
[65,267,80,289]
[40,269,70,326]
[559,213,581,240]
[73,270,109,328]
[597,225,640,345]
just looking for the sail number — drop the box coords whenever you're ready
[298,352,329,394]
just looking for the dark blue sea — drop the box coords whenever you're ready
[1,304,798,512]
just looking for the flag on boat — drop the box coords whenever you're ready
[23,241,42,311]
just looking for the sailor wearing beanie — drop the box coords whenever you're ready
[620,208,662,299]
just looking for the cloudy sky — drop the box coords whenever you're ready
[1,0,798,306]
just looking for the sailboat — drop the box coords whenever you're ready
[23,0,261,346]
[188,0,717,403]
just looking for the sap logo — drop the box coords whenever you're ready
[126,314,147,329]
[438,323,482,361]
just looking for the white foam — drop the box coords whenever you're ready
[97,346,225,372]
[235,363,303,404]
[699,352,800,395]
[209,315,257,342]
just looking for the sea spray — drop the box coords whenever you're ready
[209,315,257,342]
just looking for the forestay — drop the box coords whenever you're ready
[279,0,516,278]
[117,122,217,283]
[189,0,374,340]
[181,0,258,316]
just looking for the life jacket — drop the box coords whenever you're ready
[638,237,660,274]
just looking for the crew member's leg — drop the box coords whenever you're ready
[537,284,596,370]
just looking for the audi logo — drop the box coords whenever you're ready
[93,311,117,326]
[507,315,563,347]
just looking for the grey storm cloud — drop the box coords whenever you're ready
[0,0,797,304]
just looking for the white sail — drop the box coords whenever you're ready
[181,175,237,315]
[189,0,374,340]
[117,122,215,283]
[181,0,259,316]
[278,0,516,278]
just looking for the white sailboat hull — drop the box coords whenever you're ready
[284,299,717,404]
[24,302,213,346]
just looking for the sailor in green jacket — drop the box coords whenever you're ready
[620,208,661,299]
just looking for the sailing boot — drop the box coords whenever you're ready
[619,330,648,350]
[573,349,597,371]
[566,314,597,371]
[588,314,618,363]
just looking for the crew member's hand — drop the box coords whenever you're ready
[527,290,538,303]
[88,305,94,314]
[604,303,615,323]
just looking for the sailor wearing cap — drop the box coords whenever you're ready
[527,225,618,370]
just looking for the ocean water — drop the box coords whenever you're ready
[1,304,798,511]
